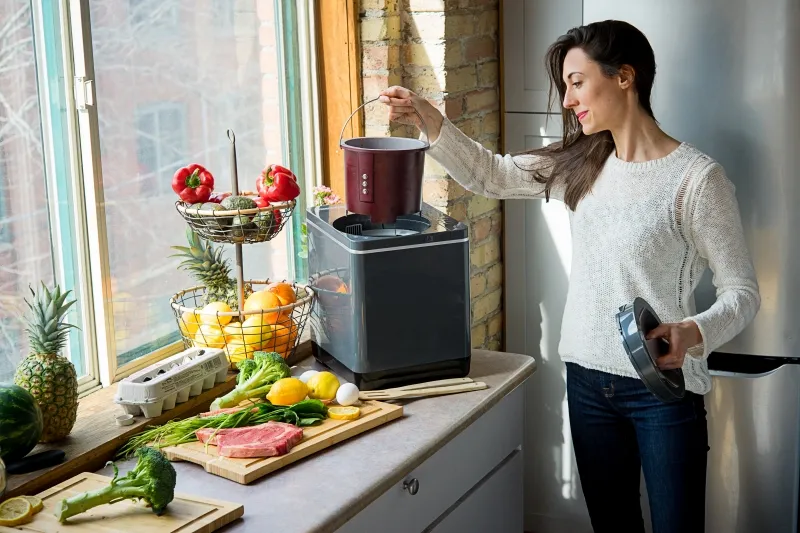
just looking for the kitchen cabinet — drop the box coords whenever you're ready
[336,384,525,533]
[503,0,582,113]
[95,351,536,533]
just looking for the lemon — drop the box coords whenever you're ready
[267,377,308,405]
[242,314,275,344]
[21,496,43,514]
[225,341,261,363]
[0,497,33,527]
[179,311,201,337]
[194,324,226,349]
[306,371,340,401]
[328,406,361,420]
[200,301,233,326]
[223,320,262,346]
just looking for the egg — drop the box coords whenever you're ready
[298,370,319,383]
[336,382,360,406]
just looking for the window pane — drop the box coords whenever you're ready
[0,0,87,381]
[88,0,291,369]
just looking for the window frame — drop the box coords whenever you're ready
[32,0,100,393]
[36,0,322,388]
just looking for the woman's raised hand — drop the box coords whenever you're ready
[378,86,445,143]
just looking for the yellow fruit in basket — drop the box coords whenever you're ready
[243,314,275,343]
[223,320,261,346]
[179,311,201,337]
[0,497,33,527]
[306,371,340,401]
[266,282,297,306]
[200,301,233,326]
[225,341,261,363]
[328,406,361,421]
[194,324,226,348]
[267,377,308,405]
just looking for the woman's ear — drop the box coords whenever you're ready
[618,65,635,89]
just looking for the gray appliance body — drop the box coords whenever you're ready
[306,203,471,390]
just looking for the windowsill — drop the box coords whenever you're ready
[3,341,313,499]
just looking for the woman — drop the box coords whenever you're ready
[379,20,760,533]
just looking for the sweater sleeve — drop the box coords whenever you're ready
[684,162,761,359]
[425,117,563,201]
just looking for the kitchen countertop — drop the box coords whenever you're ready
[97,349,536,532]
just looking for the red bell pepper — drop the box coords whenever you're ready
[256,164,300,202]
[172,164,214,203]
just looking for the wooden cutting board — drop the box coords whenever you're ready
[0,472,243,533]
[163,399,403,484]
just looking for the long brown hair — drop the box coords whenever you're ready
[521,20,657,210]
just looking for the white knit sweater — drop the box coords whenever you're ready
[426,118,761,394]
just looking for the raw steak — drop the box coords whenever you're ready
[195,421,304,458]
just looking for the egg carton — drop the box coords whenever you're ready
[114,347,228,418]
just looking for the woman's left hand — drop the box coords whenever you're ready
[645,321,703,370]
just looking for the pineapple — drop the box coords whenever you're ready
[14,283,79,443]
[171,228,252,309]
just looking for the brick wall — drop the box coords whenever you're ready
[360,0,503,351]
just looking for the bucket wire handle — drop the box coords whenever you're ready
[339,96,430,148]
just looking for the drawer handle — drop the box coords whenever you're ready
[403,477,419,496]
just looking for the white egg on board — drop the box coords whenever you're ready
[298,370,319,383]
[336,382,360,406]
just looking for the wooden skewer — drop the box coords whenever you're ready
[379,377,475,392]
[359,381,488,400]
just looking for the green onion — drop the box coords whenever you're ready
[117,400,327,459]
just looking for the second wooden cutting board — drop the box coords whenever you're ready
[0,472,243,533]
[163,399,403,484]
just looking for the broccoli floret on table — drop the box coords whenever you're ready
[56,447,177,523]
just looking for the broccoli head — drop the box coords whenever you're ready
[211,351,291,410]
[56,447,177,523]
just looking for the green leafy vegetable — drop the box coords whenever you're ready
[56,447,176,523]
[210,351,291,411]
[117,399,327,458]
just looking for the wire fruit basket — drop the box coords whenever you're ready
[170,280,314,367]
[174,193,296,245]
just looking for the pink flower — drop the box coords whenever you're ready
[312,185,341,207]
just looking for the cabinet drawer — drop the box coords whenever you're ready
[337,385,524,533]
[428,449,523,533]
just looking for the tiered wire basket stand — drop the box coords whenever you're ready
[170,130,314,367]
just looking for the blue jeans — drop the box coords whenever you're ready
[566,362,709,533]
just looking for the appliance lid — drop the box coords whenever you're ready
[616,297,686,403]
[307,203,469,253]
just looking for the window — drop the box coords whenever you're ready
[128,0,179,30]
[0,0,89,384]
[0,0,317,388]
[0,145,10,243]
[135,103,187,197]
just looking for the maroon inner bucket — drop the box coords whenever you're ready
[342,137,428,224]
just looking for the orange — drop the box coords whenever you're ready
[264,317,298,358]
[244,290,281,312]
[266,282,297,306]
[243,290,286,323]
[316,275,347,293]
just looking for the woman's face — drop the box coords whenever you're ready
[561,47,629,135]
